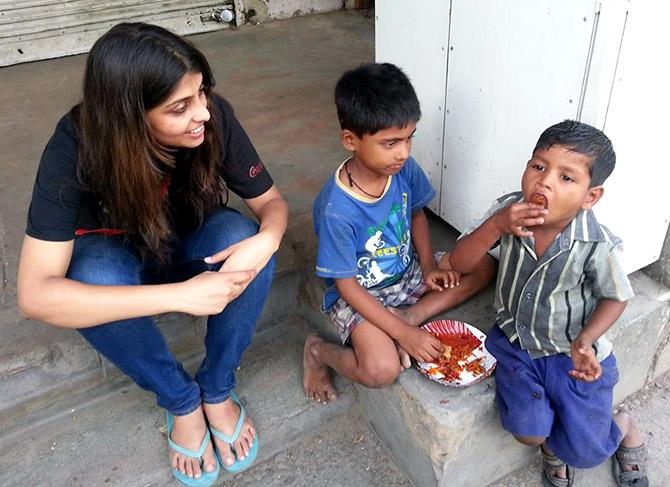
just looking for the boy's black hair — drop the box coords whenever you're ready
[335,62,421,137]
[533,120,616,187]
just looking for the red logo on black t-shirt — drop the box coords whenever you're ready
[249,161,264,178]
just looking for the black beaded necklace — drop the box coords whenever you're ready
[344,160,386,199]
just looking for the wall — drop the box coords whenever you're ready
[0,0,342,67]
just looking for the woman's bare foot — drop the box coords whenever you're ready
[203,397,256,468]
[303,335,338,404]
[170,407,217,479]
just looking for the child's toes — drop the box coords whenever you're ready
[397,345,411,369]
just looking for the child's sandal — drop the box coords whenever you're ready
[612,443,649,487]
[541,447,574,487]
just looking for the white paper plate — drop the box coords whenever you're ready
[415,319,496,387]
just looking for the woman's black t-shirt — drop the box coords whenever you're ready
[26,96,273,241]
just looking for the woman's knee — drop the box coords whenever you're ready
[67,240,142,286]
[514,435,546,447]
[67,261,141,286]
[358,359,401,388]
[203,208,260,249]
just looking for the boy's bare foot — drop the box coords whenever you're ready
[303,335,338,404]
[203,397,256,468]
[170,407,218,479]
[396,344,411,369]
[388,307,418,368]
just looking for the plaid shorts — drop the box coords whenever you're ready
[327,252,446,344]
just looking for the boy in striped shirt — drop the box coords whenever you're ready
[450,121,648,487]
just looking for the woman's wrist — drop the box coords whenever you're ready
[161,282,185,314]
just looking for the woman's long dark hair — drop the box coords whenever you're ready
[78,22,224,263]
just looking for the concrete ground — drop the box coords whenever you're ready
[220,412,411,487]
[0,319,410,486]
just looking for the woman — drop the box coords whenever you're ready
[17,23,288,486]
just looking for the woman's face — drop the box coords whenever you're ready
[145,72,211,148]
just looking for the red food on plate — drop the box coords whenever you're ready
[428,329,483,381]
[437,332,481,350]
[417,320,497,387]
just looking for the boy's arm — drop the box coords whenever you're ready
[335,277,444,362]
[450,216,504,274]
[411,209,461,289]
[410,209,435,273]
[570,241,634,382]
[569,299,626,382]
[450,202,547,274]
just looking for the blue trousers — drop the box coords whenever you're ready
[66,208,275,416]
[486,325,621,468]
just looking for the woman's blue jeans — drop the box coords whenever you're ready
[66,208,275,416]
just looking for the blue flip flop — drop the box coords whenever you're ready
[209,392,259,474]
[166,412,220,486]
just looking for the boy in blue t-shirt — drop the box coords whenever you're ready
[450,121,648,487]
[303,63,495,403]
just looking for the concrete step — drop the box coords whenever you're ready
[299,213,670,487]
[0,235,299,429]
[0,319,356,485]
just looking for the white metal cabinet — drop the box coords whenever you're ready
[376,0,670,273]
[375,2,451,215]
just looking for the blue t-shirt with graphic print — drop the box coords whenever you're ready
[313,156,435,310]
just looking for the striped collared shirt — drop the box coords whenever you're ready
[463,192,634,361]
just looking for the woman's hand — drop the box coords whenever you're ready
[206,184,288,276]
[177,269,257,316]
[205,232,278,275]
